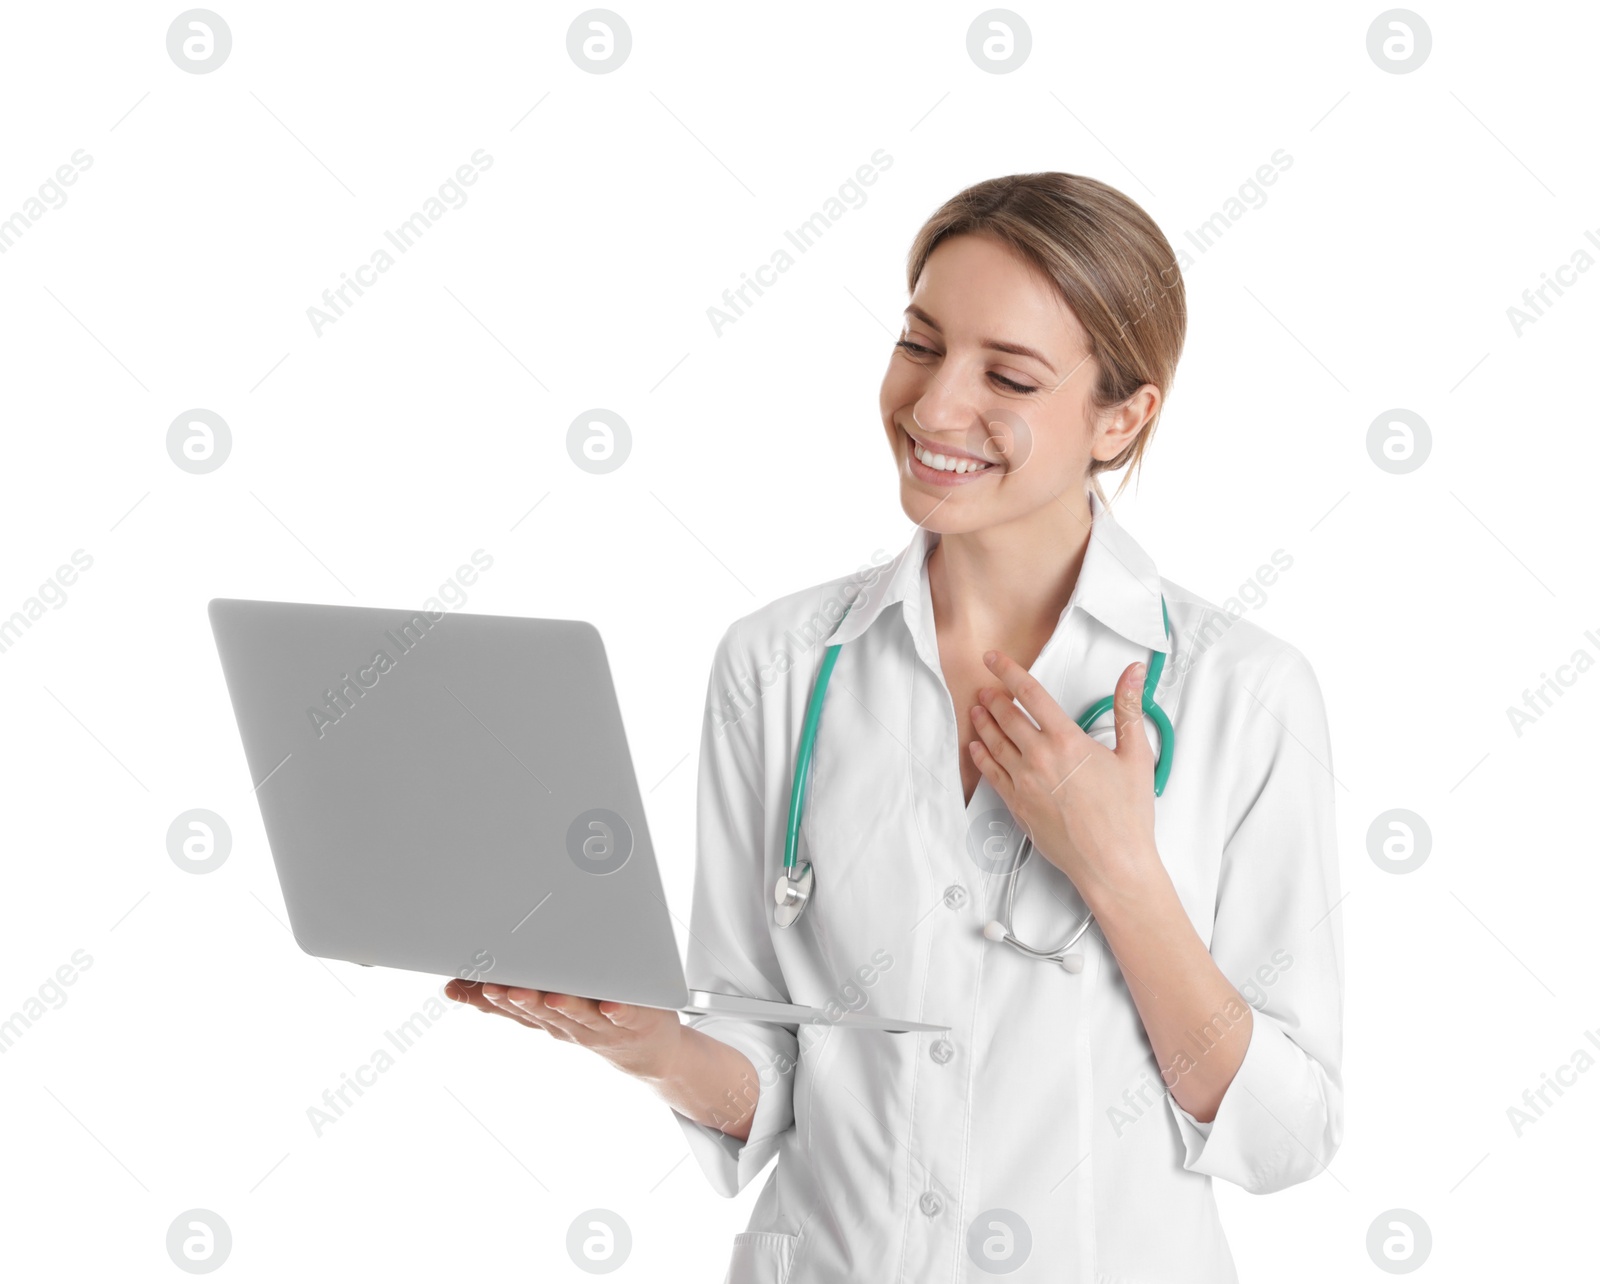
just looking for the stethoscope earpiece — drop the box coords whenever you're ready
[984,915,1084,971]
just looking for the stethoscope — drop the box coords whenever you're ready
[775,596,1175,975]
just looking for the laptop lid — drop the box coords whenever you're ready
[209,598,691,1010]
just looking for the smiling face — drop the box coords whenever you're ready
[879,231,1157,534]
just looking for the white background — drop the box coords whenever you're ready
[2,1,1596,1279]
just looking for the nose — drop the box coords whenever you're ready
[907,369,978,438]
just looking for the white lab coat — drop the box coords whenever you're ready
[673,484,1344,1283]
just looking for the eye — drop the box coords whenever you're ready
[990,373,1039,394]
[894,340,1039,395]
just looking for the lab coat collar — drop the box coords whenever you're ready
[828,482,1169,653]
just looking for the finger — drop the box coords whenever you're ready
[500,1001,571,1040]
[473,986,550,1024]
[1113,662,1154,768]
[970,699,1024,774]
[537,993,613,1034]
[522,998,593,1043]
[481,982,535,1011]
[450,982,548,1031]
[596,1000,671,1034]
[480,984,556,1031]
[447,979,512,1014]
[973,686,1042,759]
[968,735,1013,799]
[491,989,588,1043]
[495,987,561,1034]
[981,650,1071,736]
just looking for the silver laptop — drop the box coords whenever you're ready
[208,599,944,1034]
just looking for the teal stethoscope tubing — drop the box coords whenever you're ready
[776,596,1175,951]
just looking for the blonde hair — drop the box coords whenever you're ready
[905,173,1187,501]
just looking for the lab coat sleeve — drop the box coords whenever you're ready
[1164,642,1345,1195]
[669,623,800,1198]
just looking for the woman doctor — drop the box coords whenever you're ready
[447,173,1344,1283]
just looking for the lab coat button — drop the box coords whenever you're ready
[919,1191,944,1217]
[943,884,967,909]
[930,1037,954,1064]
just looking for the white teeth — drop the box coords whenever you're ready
[914,443,991,474]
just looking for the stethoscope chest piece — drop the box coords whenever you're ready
[774,860,814,928]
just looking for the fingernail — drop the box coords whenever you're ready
[983,650,997,665]
[1132,663,1147,683]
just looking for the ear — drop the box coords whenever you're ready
[1090,383,1161,463]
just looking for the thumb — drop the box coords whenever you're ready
[1113,662,1152,768]
[597,1001,658,1032]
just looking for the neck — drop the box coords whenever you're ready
[926,485,1095,655]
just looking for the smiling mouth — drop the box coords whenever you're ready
[902,426,997,480]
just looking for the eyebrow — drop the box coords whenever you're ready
[903,305,1059,377]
